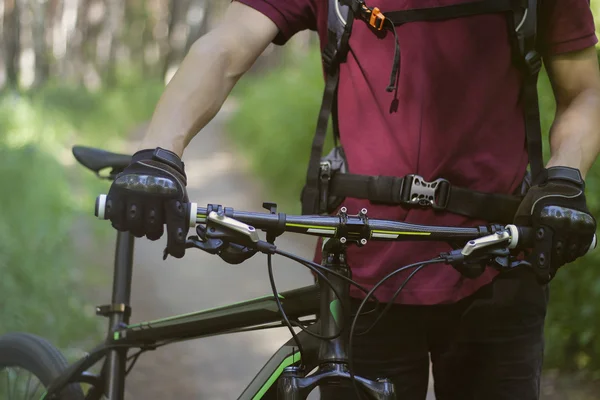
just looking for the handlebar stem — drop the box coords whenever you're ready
[317,239,351,364]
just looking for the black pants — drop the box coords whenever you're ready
[320,269,549,400]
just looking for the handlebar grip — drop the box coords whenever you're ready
[95,195,198,228]
[507,224,597,255]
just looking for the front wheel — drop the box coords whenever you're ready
[0,333,85,400]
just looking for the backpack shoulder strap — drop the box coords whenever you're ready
[324,0,351,71]
[301,1,355,215]
[328,0,349,54]
[511,0,544,184]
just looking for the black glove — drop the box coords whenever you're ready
[514,166,596,283]
[105,147,190,258]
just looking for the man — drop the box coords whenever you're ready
[104,0,600,398]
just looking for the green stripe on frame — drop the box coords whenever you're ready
[252,352,300,399]
[286,223,335,230]
[372,230,431,236]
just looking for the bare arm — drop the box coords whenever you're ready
[545,46,600,179]
[139,2,279,156]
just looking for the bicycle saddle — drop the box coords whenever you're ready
[72,145,131,177]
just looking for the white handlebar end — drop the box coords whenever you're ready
[588,234,597,255]
[189,203,197,228]
[506,224,519,249]
[96,195,107,220]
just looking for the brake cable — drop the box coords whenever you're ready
[347,259,444,400]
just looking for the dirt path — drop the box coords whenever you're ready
[88,104,437,399]
[120,106,321,399]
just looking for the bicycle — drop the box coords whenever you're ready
[0,145,596,400]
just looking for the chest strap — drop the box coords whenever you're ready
[328,173,523,224]
[301,0,541,222]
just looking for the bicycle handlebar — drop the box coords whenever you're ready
[94,195,597,255]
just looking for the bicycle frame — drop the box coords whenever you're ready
[48,148,595,399]
[45,230,393,399]
[103,231,322,400]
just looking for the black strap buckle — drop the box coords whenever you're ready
[524,50,542,76]
[318,161,333,213]
[401,174,450,210]
[322,42,338,71]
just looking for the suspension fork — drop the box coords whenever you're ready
[277,238,395,399]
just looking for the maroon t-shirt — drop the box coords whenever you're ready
[236,0,598,305]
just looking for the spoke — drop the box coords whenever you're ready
[6,368,13,400]
[27,380,42,400]
[12,367,21,400]
[0,370,5,399]
[25,372,42,400]
[23,372,33,400]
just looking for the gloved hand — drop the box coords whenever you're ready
[105,147,190,258]
[514,166,596,283]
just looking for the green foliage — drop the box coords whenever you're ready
[539,52,600,376]
[0,145,101,354]
[228,46,600,375]
[0,80,163,356]
[228,49,333,212]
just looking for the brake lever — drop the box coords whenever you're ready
[443,247,515,279]
[187,235,225,254]
[461,231,511,256]
[492,255,532,270]
[164,215,274,261]
[163,234,226,260]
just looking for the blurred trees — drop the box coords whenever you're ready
[0,0,233,90]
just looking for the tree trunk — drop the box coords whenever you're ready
[3,0,21,89]
[184,0,209,54]
[69,0,91,84]
[142,0,170,80]
[30,0,49,88]
[161,0,190,80]
[97,0,124,86]
[44,0,60,78]
[83,0,106,88]
[124,0,149,74]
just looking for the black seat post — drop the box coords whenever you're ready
[97,231,135,400]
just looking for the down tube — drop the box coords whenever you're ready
[109,285,320,345]
[238,323,321,400]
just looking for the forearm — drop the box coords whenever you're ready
[139,32,239,157]
[546,87,600,179]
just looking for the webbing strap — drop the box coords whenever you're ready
[384,0,524,25]
[385,0,543,185]
[329,173,522,223]
[302,3,356,214]
[301,0,542,220]
[523,66,544,183]
[520,0,544,183]
[302,68,341,214]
